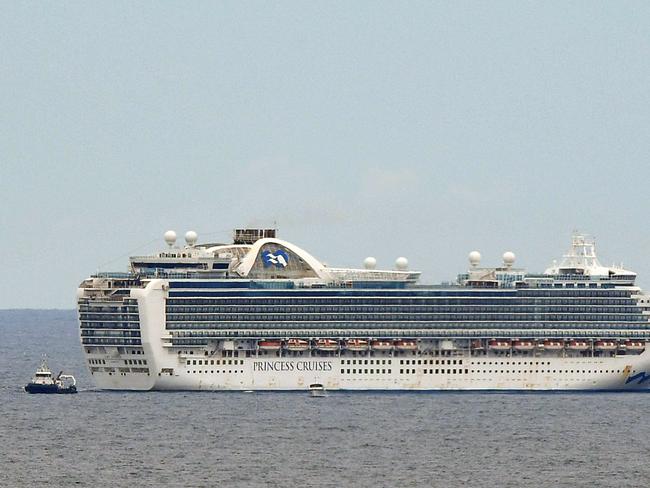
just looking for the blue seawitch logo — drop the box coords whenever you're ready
[625,371,650,385]
[262,249,289,268]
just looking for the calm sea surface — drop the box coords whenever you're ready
[1,309,649,488]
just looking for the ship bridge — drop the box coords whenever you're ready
[543,233,636,285]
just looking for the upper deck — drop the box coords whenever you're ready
[84,230,638,291]
[77,230,650,348]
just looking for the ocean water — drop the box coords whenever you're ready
[1,310,649,488]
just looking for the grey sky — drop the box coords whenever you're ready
[2,2,649,308]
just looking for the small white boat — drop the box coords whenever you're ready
[542,340,564,351]
[346,339,369,351]
[488,339,511,351]
[512,340,535,351]
[258,340,282,351]
[315,339,339,351]
[567,340,590,351]
[371,340,393,351]
[286,338,310,351]
[595,340,617,351]
[624,340,645,351]
[309,383,327,397]
[394,340,417,351]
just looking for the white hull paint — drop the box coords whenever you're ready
[87,348,650,392]
[80,280,650,392]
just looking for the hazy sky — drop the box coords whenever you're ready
[2,2,650,308]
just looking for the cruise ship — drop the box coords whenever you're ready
[77,229,650,391]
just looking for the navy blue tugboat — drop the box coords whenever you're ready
[24,357,77,394]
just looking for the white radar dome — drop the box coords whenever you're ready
[363,257,377,270]
[503,251,516,267]
[185,230,198,247]
[164,230,177,247]
[395,257,409,271]
[468,251,481,267]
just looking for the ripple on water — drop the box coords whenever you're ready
[2,311,650,488]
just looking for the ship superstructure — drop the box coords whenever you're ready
[77,230,650,391]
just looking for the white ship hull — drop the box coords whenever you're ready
[87,352,650,391]
[80,279,650,392]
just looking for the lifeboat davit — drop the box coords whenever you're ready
[316,338,339,351]
[488,339,511,351]
[371,340,393,351]
[258,340,282,351]
[542,340,564,350]
[595,340,617,351]
[286,338,310,351]
[624,340,645,351]
[512,340,535,351]
[346,338,369,351]
[394,340,417,351]
[567,340,590,351]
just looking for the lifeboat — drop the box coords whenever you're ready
[394,340,418,351]
[512,340,535,351]
[567,340,590,351]
[595,340,617,351]
[286,338,310,351]
[542,340,564,350]
[470,340,484,350]
[371,340,393,351]
[258,340,282,351]
[346,338,369,351]
[488,339,511,351]
[624,340,645,351]
[315,338,339,351]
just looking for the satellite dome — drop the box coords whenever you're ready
[363,257,377,270]
[503,251,516,267]
[395,257,408,271]
[164,230,177,247]
[185,230,198,247]
[468,251,481,267]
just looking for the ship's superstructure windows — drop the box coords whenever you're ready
[160,286,649,348]
[78,297,142,347]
